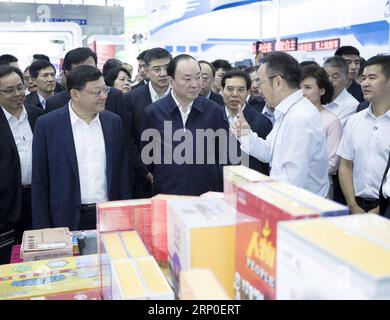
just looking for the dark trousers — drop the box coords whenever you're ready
[78,204,97,230]
[0,223,15,265]
[332,174,346,205]
[355,197,380,212]
[14,186,32,244]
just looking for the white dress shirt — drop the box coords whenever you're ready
[171,91,193,129]
[37,92,46,110]
[69,104,107,204]
[225,105,245,126]
[1,106,33,185]
[239,90,329,197]
[337,105,390,199]
[149,81,170,103]
[261,104,275,125]
[325,89,359,128]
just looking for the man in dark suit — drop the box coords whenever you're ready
[245,66,266,113]
[124,48,172,198]
[141,54,229,196]
[131,50,149,90]
[32,65,129,231]
[356,100,369,113]
[379,151,390,219]
[199,60,224,106]
[24,60,56,110]
[45,47,135,193]
[221,70,272,175]
[0,65,43,264]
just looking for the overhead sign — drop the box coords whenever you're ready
[298,38,340,51]
[252,37,298,53]
[49,18,87,26]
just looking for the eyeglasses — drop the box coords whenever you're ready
[81,87,110,97]
[0,84,25,95]
[257,75,285,86]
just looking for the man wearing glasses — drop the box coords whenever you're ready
[31,65,129,231]
[0,66,43,264]
[124,47,172,198]
[232,51,329,197]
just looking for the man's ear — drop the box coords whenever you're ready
[168,76,174,88]
[69,88,78,101]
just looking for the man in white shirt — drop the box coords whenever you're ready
[232,51,329,197]
[32,65,129,230]
[323,56,359,128]
[0,65,43,264]
[124,47,172,198]
[337,55,390,214]
[24,60,56,110]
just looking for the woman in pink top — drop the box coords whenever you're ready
[300,65,343,198]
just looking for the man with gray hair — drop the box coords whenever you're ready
[323,56,359,128]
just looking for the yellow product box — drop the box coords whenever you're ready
[180,269,231,300]
[223,165,271,208]
[167,198,236,298]
[110,257,173,300]
[0,255,99,300]
[277,214,390,299]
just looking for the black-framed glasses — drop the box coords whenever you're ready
[0,84,25,95]
[81,87,110,97]
[258,75,285,86]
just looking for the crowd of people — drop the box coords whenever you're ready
[0,44,389,265]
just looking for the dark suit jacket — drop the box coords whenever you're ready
[0,105,43,223]
[356,101,370,113]
[379,151,390,218]
[31,106,130,230]
[45,88,135,193]
[347,80,365,103]
[141,94,229,196]
[131,80,147,90]
[24,91,44,110]
[247,96,266,113]
[209,91,224,107]
[223,104,272,175]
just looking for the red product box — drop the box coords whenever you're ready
[234,183,319,300]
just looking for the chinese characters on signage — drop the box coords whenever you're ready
[253,38,340,53]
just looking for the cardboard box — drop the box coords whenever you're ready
[223,165,271,207]
[234,183,320,300]
[167,198,236,298]
[0,255,99,300]
[277,214,390,300]
[97,199,152,253]
[20,228,73,262]
[28,289,101,300]
[180,269,231,300]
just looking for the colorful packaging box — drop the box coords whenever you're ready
[223,165,271,207]
[180,269,231,300]
[28,289,101,300]
[167,198,236,298]
[0,255,99,300]
[277,214,390,300]
[235,183,320,300]
[151,194,196,263]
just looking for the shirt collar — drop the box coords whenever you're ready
[171,91,194,113]
[1,105,28,122]
[206,91,212,99]
[149,81,170,102]
[69,102,100,127]
[331,89,349,106]
[364,103,390,119]
[274,90,303,115]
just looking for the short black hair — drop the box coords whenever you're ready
[358,56,366,76]
[0,65,24,83]
[262,51,301,89]
[63,47,97,72]
[29,60,56,79]
[300,65,334,105]
[104,67,131,87]
[323,56,349,77]
[144,47,172,66]
[221,69,251,90]
[137,49,149,61]
[33,54,50,62]
[199,60,216,77]
[211,59,232,72]
[335,46,360,57]
[66,65,102,92]
[364,55,390,80]
[299,61,319,68]
[0,54,18,66]
[244,66,258,75]
[167,54,200,79]
[102,58,122,77]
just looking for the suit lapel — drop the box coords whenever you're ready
[100,112,113,193]
[0,107,18,154]
[58,107,79,179]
